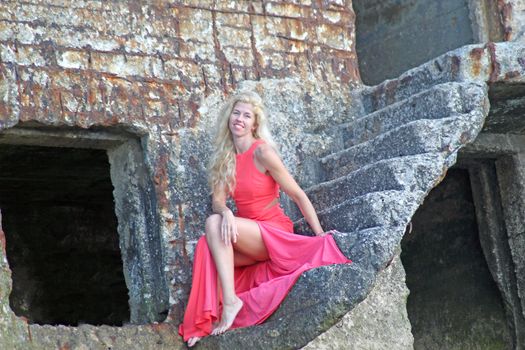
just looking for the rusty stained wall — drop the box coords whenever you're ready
[0,0,359,324]
[0,0,359,131]
[471,0,525,41]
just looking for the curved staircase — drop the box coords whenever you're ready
[199,78,489,349]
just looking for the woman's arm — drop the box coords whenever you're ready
[212,187,238,244]
[254,144,325,236]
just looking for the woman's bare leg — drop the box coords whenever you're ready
[204,214,269,335]
[234,251,258,267]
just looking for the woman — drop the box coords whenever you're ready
[179,91,351,347]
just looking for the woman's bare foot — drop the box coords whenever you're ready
[187,336,201,347]
[211,296,243,335]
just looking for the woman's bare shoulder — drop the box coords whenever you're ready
[254,142,281,168]
[254,142,276,158]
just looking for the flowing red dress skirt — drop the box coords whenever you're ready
[178,220,351,341]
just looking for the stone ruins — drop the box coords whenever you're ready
[0,1,524,349]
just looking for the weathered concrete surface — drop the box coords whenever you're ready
[359,42,525,114]
[493,154,525,348]
[0,0,525,348]
[0,1,366,347]
[402,168,510,349]
[353,0,475,85]
[493,0,525,41]
[351,0,525,85]
[467,156,525,349]
[0,0,359,134]
[302,255,412,350]
[0,0,358,330]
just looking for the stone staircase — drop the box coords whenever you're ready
[303,82,487,233]
[200,80,489,349]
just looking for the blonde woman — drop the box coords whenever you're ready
[179,91,351,347]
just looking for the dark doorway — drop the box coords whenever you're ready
[0,144,129,326]
[401,168,510,349]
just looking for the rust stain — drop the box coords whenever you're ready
[177,203,185,237]
[504,70,520,79]
[27,321,32,342]
[497,1,513,41]
[185,100,201,128]
[0,102,12,123]
[486,42,501,82]
[87,84,96,105]
[248,9,264,81]
[469,47,485,77]
[152,151,170,211]
[450,55,461,80]
[384,79,399,106]
[211,9,231,94]
[459,131,471,144]
[168,238,185,246]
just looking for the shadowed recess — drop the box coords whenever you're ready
[401,168,510,349]
[0,144,130,326]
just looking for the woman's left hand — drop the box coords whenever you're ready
[220,209,238,245]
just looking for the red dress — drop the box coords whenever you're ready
[178,140,351,341]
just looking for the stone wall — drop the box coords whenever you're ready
[303,255,413,350]
[0,1,370,347]
[0,0,359,324]
[353,0,476,85]
[2,1,525,349]
[0,0,359,132]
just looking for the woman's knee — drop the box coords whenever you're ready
[205,214,222,237]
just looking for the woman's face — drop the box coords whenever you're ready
[229,102,257,138]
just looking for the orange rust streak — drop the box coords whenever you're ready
[469,47,484,77]
[487,42,501,82]
[178,204,185,235]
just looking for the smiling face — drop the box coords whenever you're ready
[229,102,257,138]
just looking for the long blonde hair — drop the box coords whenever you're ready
[208,90,277,194]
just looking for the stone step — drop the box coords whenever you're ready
[359,46,478,114]
[332,226,405,272]
[305,153,446,212]
[320,115,475,182]
[200,263,369,349]
[341,82,485,149]
[294,189,422,235]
